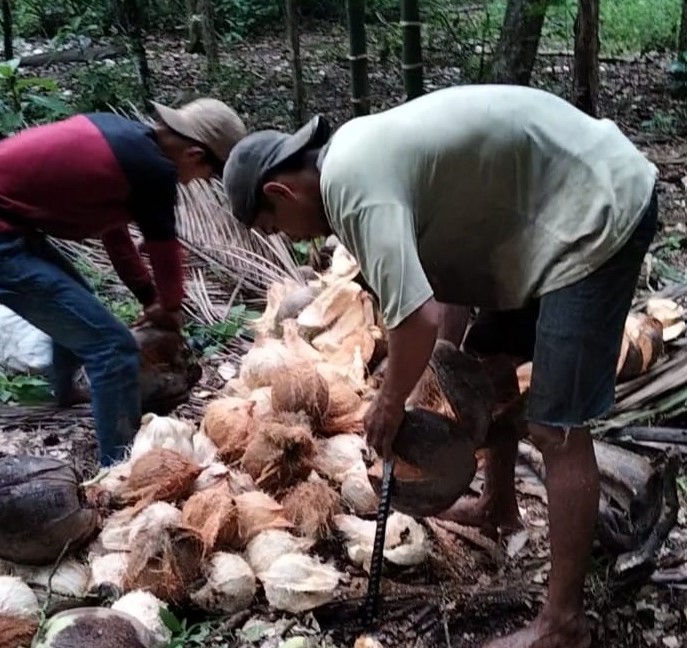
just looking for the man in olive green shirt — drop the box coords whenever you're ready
[222,85,658,648]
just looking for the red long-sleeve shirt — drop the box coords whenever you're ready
[0,112,184,310]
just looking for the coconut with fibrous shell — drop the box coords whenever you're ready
[121,448,201,508]
[129,413,196,462]
[123,525,204,604]
[88,552,128,589]
[99,501,182,552]
[248,387,273,417]
[0,576,39,648]
[234,491,293,547]
[201,397,256,461]
[280,480,341,541]
[239,338,298,389]
[189,552,256,614]
[181,481,239,552]
[270,361,330,426]
[241,412,315,494]
[313,434,370,483]
[12,558,90,603]
[244,529,314,575]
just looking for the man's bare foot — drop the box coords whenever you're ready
[483,611,591,648]
[437,494,523,538]
[56,385,90,407]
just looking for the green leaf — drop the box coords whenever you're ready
[26,94,73,116]
[16,77,59,91]
[159,607,183,634]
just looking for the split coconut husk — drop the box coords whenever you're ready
[0,615,38,648]
[340,461,379,516]
[99,501,181,552]
[250,279,303,339]
[129,413,196,463]
[273,285,322,336]
[0,456,99,565]
[201,397,256,461]
[646,297,686,341]
[270,361,330,427]
[282,319,326,364]
[189,552,256,614]
[244,530,314,575]
[121,448,201,508]
[124,526,204,604]
[88,553,128,589]
[181,481,239,552]
[617,312,665,381]
[281,481,342,541]
[234,491,293,547]
[32,607,156,648]
[241,413,315,494]
[313,434,370,483]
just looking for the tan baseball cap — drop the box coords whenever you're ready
[151,98,247,165]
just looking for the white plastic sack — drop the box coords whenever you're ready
[0,305,52,374]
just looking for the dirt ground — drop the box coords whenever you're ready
[2,23,687,647]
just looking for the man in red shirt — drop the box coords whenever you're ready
[0,98,246,466]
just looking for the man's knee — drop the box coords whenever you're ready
[528,421,590,454]
[96,324,140,372]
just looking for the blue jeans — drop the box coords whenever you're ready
[0,232,141,466]
[465,187,659,427]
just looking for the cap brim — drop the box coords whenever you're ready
[267,115,331,173]
[151,101,196,142]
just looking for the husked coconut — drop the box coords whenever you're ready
[333,513,428,572]
[241,413,315,494]
[260,553,342,613]
[341,461,379,515]
[122,449,201,508]
[354,637,384,648]
[189,552,256,614]
[0,576,39,617]
[111,590,171,648]
[244,530,314,575]
[129,413,196,462]
[313,434,369,482]
[270,361,330,426]
[234,491,293,547]
[193,462,230,492]
[14,558,90,601]
[191,432,218,466]
[201,397,256,461]
[281,481,341,541]
[124,526,204,604]
[32,607,156,648]
[88,553,128,589]
[239,339,296,389]
[100,502,182,552]
[181,482,239,552]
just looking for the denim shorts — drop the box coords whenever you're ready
[464,188,659,427]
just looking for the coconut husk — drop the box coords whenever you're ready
[121,449,201,508]
[281,319,325,364]
[235,491,293,547]
[617,313,664,381]
[0,615,37,648]
[281,481,342,541]
[270,361,330,426]
[407,366,455,419]
[201,397,256,461]
[124,526,204,604]
[181,482,239,552]
[322,402,368,437]
[241,413,315,494]
[239,339,297,389]
[325,381,363,419]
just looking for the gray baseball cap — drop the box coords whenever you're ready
[222,115,331,227]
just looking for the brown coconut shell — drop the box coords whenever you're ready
[617,313,664,382]
[235,491,293,547]
[122,448,201,508]
[0,615,38,648]
[270,362,330,426]
[181,481,239,552]
[241,413,315,494]
[202,397,256,461]
[124,525,204,604]
[281,481,342,541]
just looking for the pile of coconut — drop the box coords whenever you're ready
[0,245,430,648]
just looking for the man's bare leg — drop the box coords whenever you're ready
[483,422,598,648]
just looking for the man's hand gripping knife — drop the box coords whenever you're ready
[365,297,441,459]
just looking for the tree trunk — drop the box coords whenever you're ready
[198,0,219,77]
[679,0,687,56]
[346,0,369,116]
[401,0,423,100]
[120,0,152,101]
[2,0,12,60]
[285,0,306,126]
[490,0,550,85]
[186,0,204,54]
[572,0,599,116]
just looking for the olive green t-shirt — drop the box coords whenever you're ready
[318,85,658,330]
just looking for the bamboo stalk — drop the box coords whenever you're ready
[401,0,423,100]
[346,0,369,116]
[285,0,307,125]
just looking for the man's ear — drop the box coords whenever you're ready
[185,145,206,162]
[264,180,297,201]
